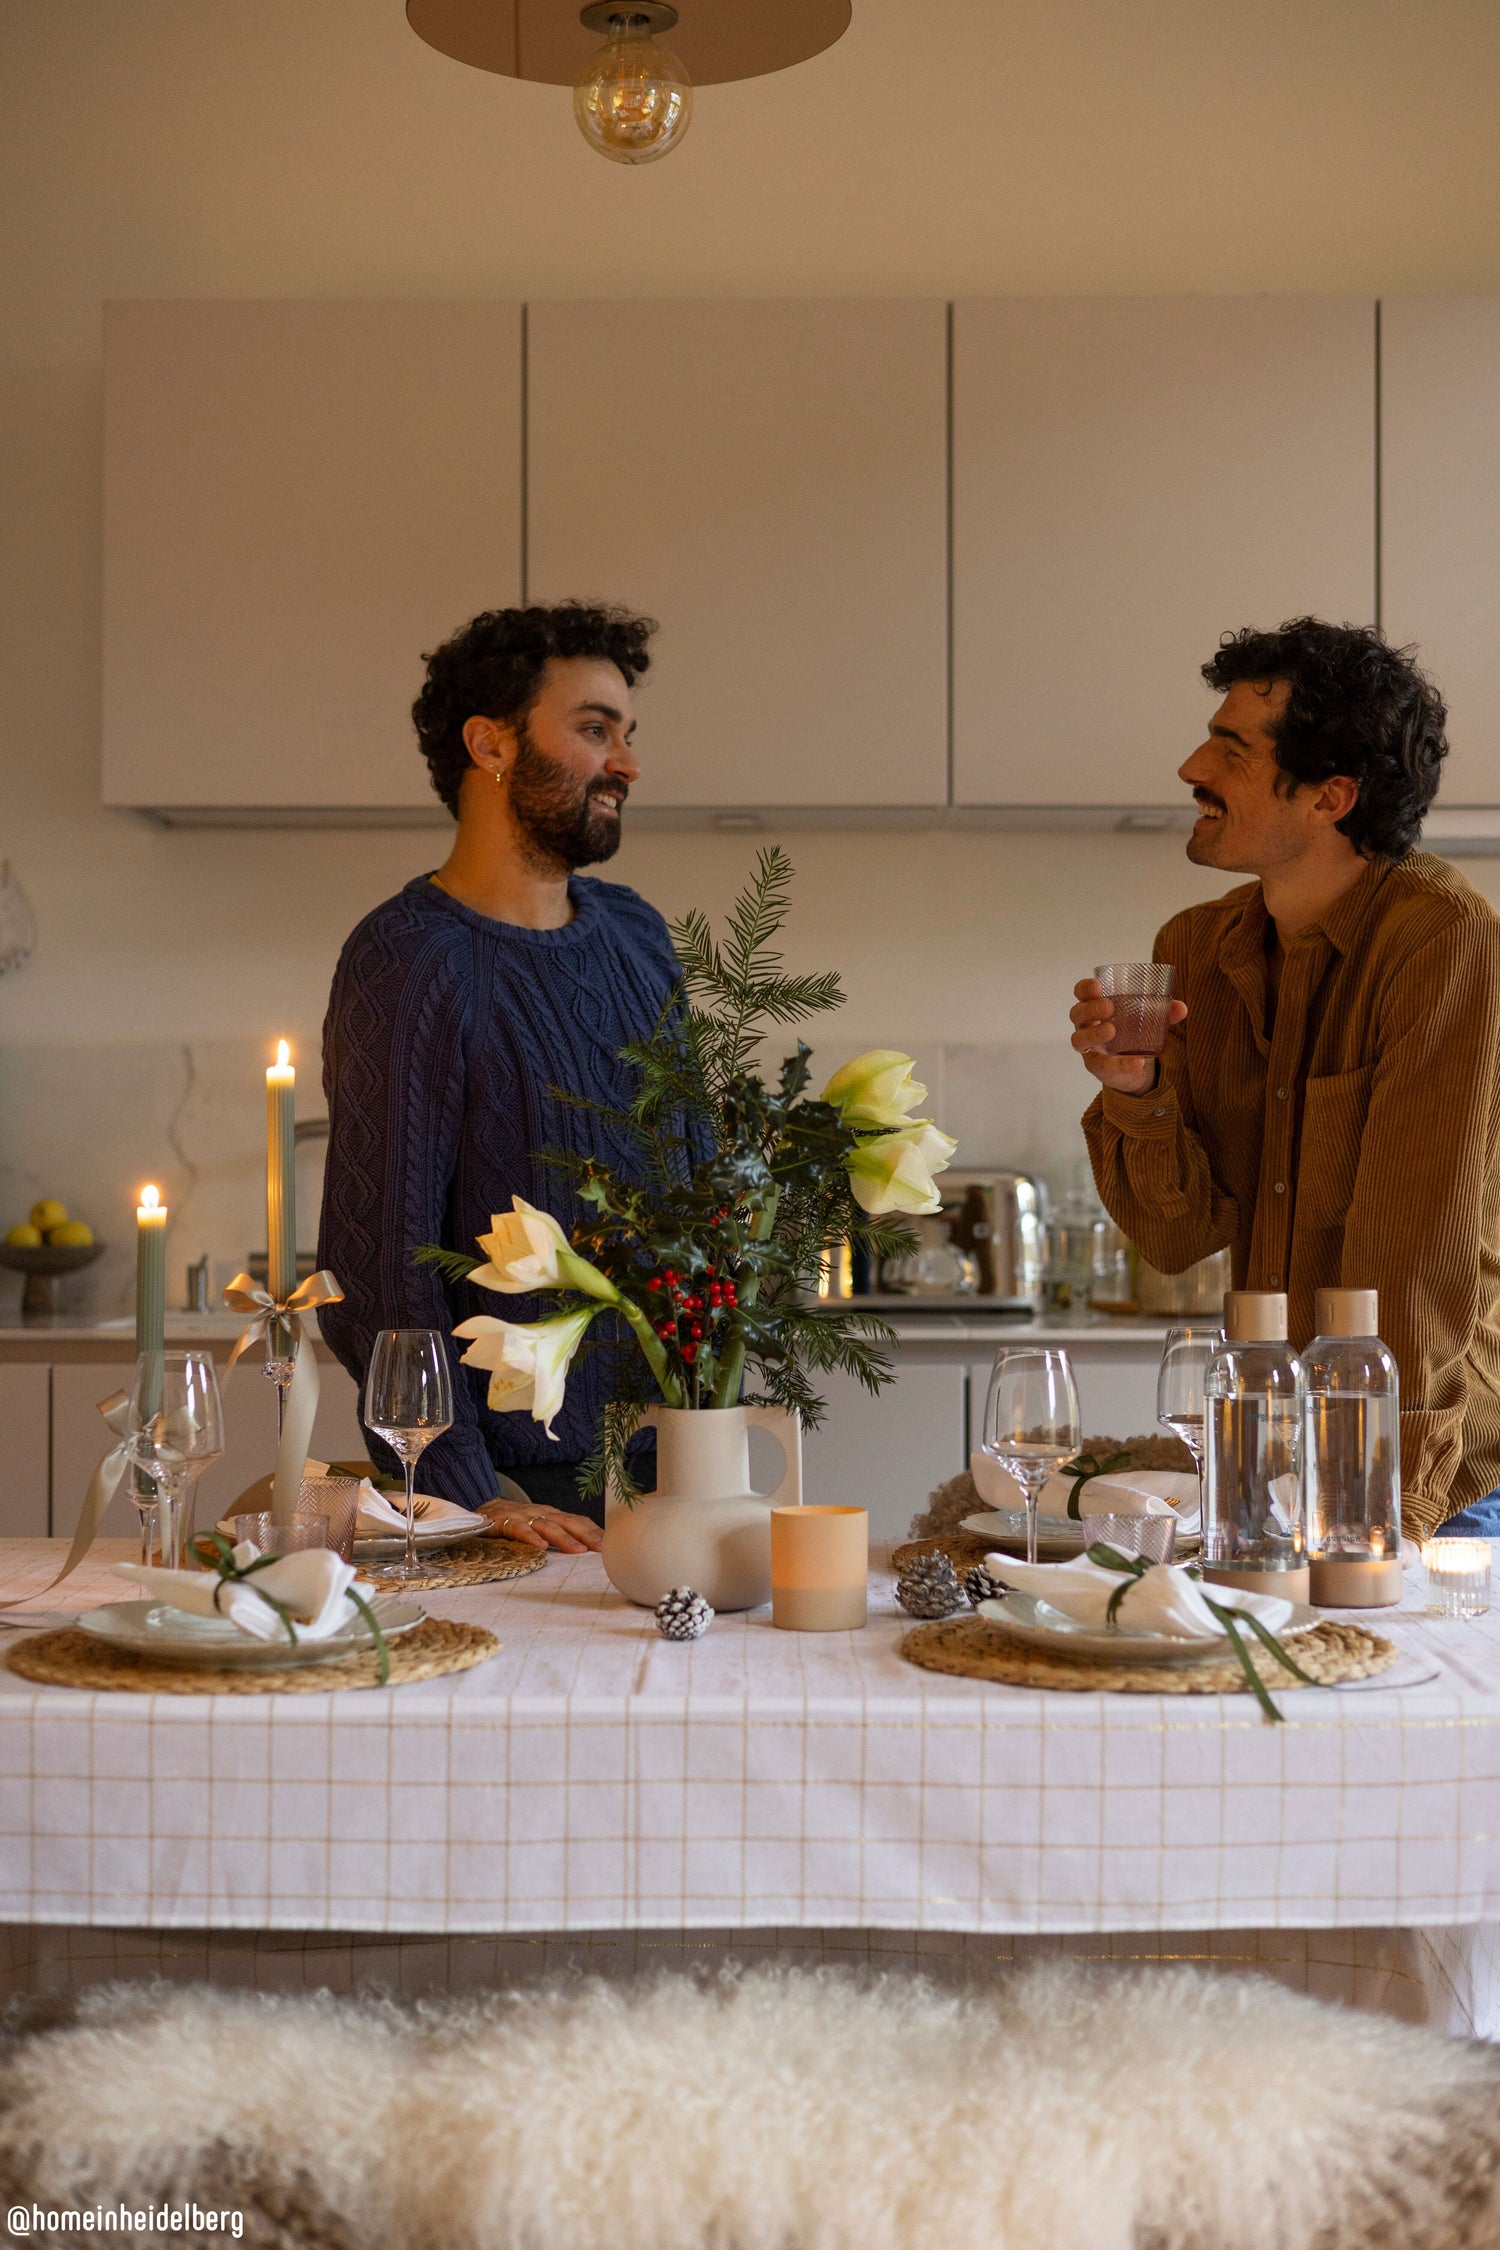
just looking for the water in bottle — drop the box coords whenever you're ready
[1203,1290,1309,1601]
[1303,1287,1402,1608]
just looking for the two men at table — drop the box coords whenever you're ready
[318,602,674,1551]
[1073,617,1500,1540]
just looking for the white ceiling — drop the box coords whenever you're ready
[3,0,1500,333]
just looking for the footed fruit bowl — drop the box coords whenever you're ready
[0,1240,106,1320]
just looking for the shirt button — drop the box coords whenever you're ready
[1151,1107,1166,1119]
[1273,1180,1286,1194]
[1276,1087,1289,1101]
[1270,1274,1282,1287]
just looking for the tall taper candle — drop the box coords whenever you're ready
[135,1185,166,1356]
[266,1039,297,1307]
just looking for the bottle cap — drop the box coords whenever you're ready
[1314,1287,1379,1337]
[1224,1290,1288,1341]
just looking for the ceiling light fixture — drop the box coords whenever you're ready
[574,5,691,166]
[406,0,852,167]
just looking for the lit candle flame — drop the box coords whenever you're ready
[275,1039,290,1069]
[140,1184,159,1212]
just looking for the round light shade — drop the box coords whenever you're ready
[406,0,852,88]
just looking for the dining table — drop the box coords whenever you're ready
[0,1536,1496,2038]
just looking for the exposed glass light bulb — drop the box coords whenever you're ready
[574,6,692,166]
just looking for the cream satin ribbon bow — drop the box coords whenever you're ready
[222,1270,344,1524]
[22,1389,138,1595]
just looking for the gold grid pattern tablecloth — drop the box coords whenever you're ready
[0,1540,1497,1952]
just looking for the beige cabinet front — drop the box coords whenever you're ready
[0,1366,50,1538]
[103,299,523,814]
[1381,297,1500,804]
[526,300,949,810]
[952,297,1378,807]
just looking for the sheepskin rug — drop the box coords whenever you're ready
[3,1961,1500,2250]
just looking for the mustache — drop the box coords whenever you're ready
[589,778,629,808]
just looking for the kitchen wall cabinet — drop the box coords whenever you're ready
[103,300,523,817]
[526,300,949,811]
[951,298,1378,808]
[1381,299,1500,804]
[0,1366,51,1537]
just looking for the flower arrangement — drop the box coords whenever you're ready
[417,850,957,1502]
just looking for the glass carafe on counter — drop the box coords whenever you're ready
[1203,1291,1309,1601]
[1304,1288,1402,1609]
[1041,1172,1112,1323]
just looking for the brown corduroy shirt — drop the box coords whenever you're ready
[1083,850,1500,1539]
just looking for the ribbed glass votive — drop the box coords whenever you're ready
[1422,1539,1491,1619]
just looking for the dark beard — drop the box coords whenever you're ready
[508,725,625,871]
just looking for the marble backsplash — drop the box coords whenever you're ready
[0,1035,1098,1324]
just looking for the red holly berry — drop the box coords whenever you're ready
[686,1293,703,1312]
[681,1344,697,1364]
[656,1321,675,1339]
[690,1321,704,1340]
[663,1268,679,1285]
[648,1276,663,1291]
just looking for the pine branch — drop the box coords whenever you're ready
[411,1244,482,1285]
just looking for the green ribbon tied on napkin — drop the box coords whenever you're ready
[1060,1451,1134,1520]
[199,1531,390,1685]
[1086,1541,1318,1724]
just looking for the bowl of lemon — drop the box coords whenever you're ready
[0,1200,104,1319]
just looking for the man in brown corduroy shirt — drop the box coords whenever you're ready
[1073,618,1500,1540]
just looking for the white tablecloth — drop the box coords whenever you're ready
[1,1540,1497,2032]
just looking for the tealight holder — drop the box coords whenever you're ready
[1422,1538,1491,1619]
[770,1505,867,1631]
[1080,1512,1177,1565]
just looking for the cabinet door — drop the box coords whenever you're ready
[1381,299,1500,802]
[103,301,523,812]
[527,301,948,809]
[952,299,1377,806]
[796,1362,967,1543]
[0,1367,50,1537]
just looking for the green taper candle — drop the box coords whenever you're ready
[266,1039,297,1307]
[134,1184,166,1356]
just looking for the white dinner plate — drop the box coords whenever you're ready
[961,1509,1200,1559]
[975,1588,1319,1667]
[78,1594,424,1670]
[353,1516,487,1559]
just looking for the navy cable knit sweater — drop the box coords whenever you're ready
[316,873,682,1507]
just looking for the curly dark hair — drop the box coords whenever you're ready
[1201,618,1447,862]
[412,602,657,817]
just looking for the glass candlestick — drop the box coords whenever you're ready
[263,1350,295,1438]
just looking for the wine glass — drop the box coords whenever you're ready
[128,1349,225,1571]
[982,1347,1081,1567]
[364,1330,454,1581]
[1156,1324,1222,1514]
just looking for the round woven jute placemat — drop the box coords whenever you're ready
[899,1613,1399,1696]
[5,1616,500,1696]
[355,1535,548,1592]
[892,1532,999,1576]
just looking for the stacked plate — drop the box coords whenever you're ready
[962,1508,1200,1560]
[974,1587,1318,1666]
[78,1593,425,1671]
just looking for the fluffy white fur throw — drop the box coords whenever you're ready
[2,1962,1498,2249]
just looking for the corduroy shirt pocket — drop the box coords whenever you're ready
[1296,1064,1374,1232]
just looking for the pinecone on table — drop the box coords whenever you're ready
[655,1586,714,1641]
[896,1553,964,1619]
[963,1562,1010,1608]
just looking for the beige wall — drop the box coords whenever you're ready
[3,0,1500,1305]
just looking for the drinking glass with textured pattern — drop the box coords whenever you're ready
[1095,962,1176,1056]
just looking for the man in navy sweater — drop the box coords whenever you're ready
[318,602,681,1551]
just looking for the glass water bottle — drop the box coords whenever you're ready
[1304,1287,1402,1609]
[1203,1291,1309,1600]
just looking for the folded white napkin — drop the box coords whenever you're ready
[115,1543,369,1643]
[983,1553,1295,1637]
[354,1481,474,1536]
[970,1451,1199,1522]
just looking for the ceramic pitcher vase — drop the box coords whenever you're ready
[601,1404,803,1611]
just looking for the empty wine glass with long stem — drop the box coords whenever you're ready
[364,1330,454,1581]
[1156,1324,1223,1515]
[982,1347,1081,1567]
[129,1349,225,1571]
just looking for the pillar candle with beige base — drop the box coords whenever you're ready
[770,1505,868,1631]
[1201,1290,1310,1604]
[1304,1287,1403,1609]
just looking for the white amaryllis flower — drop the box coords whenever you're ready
[844,1119,958,1215]
[821,1050,928,1130]
[468,1196,616,1303]
[452,1307,596,1440]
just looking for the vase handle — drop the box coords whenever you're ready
[742,1403,803,1508]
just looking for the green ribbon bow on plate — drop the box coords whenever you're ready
[1060,1451,1134,1520]
[1086,1542,1317,1724]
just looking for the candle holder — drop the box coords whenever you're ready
[263,1351,296,1439]
[1422,1539,1491,1618]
